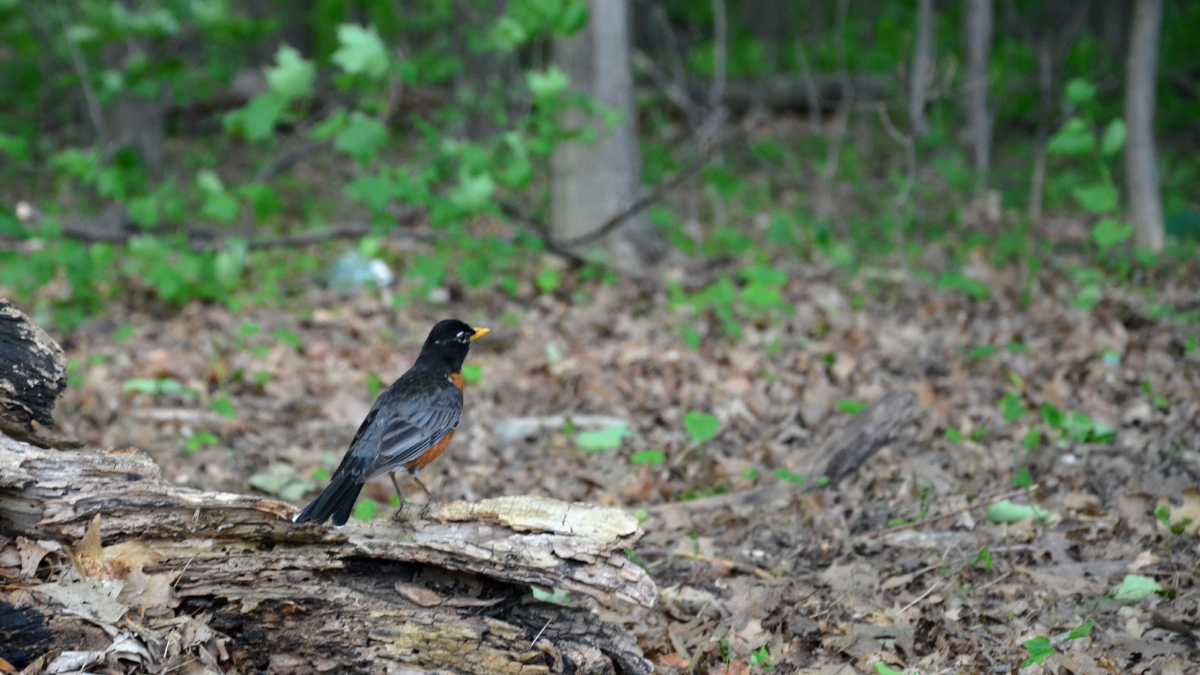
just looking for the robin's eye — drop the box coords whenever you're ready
[456,331,468,342]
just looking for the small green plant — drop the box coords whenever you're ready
[210,396,237,420]
[1142,379,1168,410]
[1011,467,1033,489]
[969,345,997,361]
[275,328,303,349]
[970,546,993,570]
[1021,428,1042,450]
[352,498,379,521]
[684,411,719,443]
[576,424,630,452]
[986,499,1052,524]
[999,392,1027,421]
[836,399,868,415]
[184,431,220,454]
[630,449,666,465]
[749,645,772,671]
[123,377,196,398]
[945,428,965,442]
[1038,403,1115,443]
[772,469,805,483]
[1020,617,1095,667]
[461,363,483,384]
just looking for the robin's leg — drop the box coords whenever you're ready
[388,471,405,510]
[409,468,433,501]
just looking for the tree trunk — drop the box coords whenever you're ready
[909,0,936,137]
[552,0,666,274]
[0,304,656,675]
[1124,0,1165,252]
[963,0,994,194]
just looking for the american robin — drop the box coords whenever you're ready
[293,319,490,526]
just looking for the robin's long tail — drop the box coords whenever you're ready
[293,469,363,526]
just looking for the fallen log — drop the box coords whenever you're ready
[0,302,655,674]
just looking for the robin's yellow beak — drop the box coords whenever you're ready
[469,327,491,341]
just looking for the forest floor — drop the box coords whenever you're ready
[49,249,1200,674]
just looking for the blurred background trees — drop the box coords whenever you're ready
[0,0,1197,330]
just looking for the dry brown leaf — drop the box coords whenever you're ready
[394,581,444,607]
[1116,493,1155,533]
[655,653,690,668]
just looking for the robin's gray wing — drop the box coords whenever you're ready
[365,384,462,479]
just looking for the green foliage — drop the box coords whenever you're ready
[630,449,666,465]
[352,498,379,521]
[1021,636,1055,667]
[772,469,805,484]
[1011,467,1032,489]
[749,645,772,671]
[210,396,237,420]
[683,411,719,443]
[836,399,867,415]
[575,424,630,452]
[970,546,993,570]
[985,499,1052,524]
[249,473,316,501]
[999,392,1026,421]
[461,363,483,384]
[1112,574,1162,602]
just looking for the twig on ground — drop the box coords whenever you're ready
[865,485,1039,540]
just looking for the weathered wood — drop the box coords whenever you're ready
[0,433,655,674]
[0,301,77,449]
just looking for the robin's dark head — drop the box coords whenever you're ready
[414,319,490,373]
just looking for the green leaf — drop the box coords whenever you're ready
[742,466,760,480]
[536,267,560,293]
[985,499,1052,523]
[1067,618,1095,640]
[313,468,331,480]
[742,282,785,309]
[1040,403,1065,429]
[531,586,572,604]
[123,378,160,394]
[332,24,390,78]
[527,66,569,99]
[1101,119,1127,157]
[575,424,630,452]
[461,363,483,384]
[346,172,398,211]
[184,431,220,453]
[680,325,702,349]
[836,399,868,415]
[1065,78,1096,106]
[335,112,388,164]
[773,468,806,483]
[1000,392,1027,421]
[750,645,771,669]
[275,328,303,349]
[352,498,379,521]
[249,473,287,495]
[945,428,965,442]
[936,273,989,300]
[1113,574,1161,602]
[1047,117,1096,156]
[266,45,315,100]
[1006,341,1029,353]
[211,396,237,420]
[1021,636,1056,667]
[449,171,495,211]
[969,345,997,361]
[1091,218,1134,250]
[230,93,288,142]
[873,665,907,675]
[112,325,135,344]
[1073,183,1119,214]
[630,449,666,465]
[1012,466,1032,489]
[684,411,719,442]
[970,546,993,570]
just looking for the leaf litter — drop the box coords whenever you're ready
[7,251,1200,673]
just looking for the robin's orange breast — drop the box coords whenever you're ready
[407,430,454,469]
